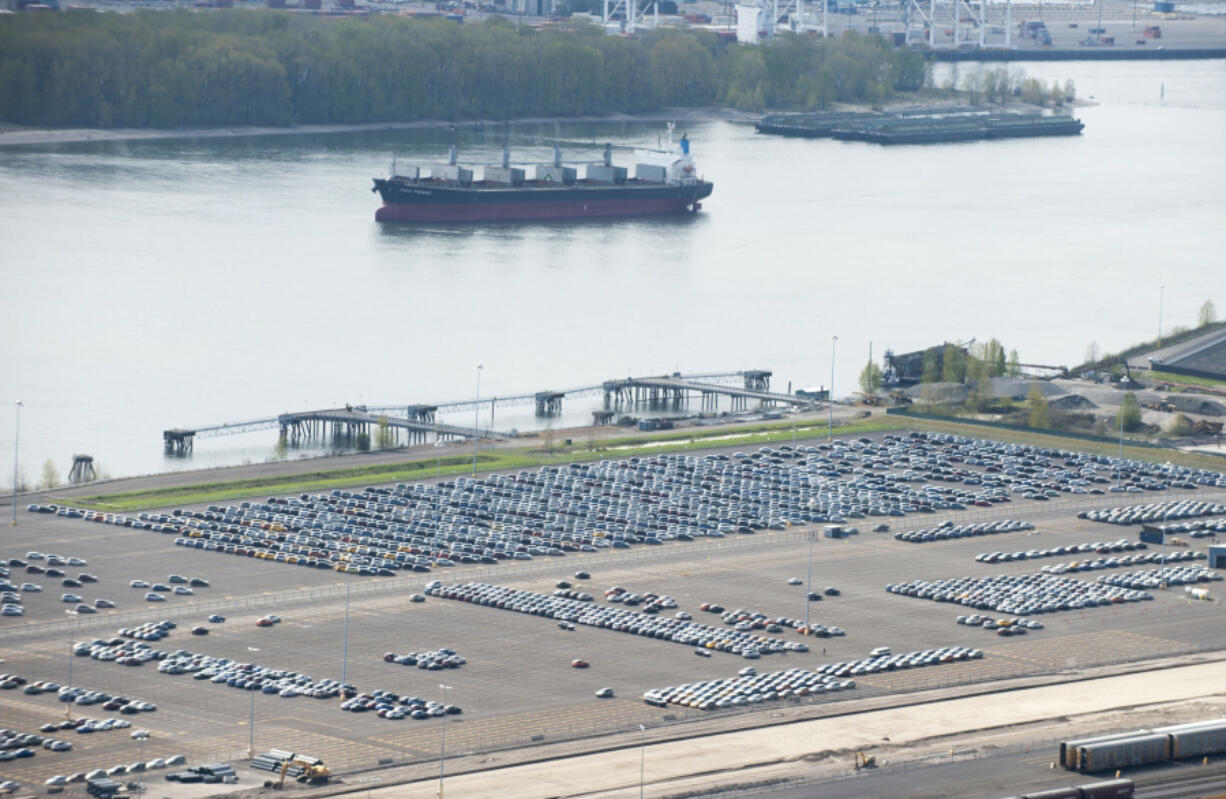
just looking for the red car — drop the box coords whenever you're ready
[255,618,274,627]
[570,659,589,669]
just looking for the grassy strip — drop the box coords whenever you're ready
[1147,370,1226,392]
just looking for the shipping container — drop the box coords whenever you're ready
[1161,718,1226,758]
[1077,778,1135,799]
[483,166,525,186]
[585,165,628,183]
[1079,733,1169,772]
[1063,732,1145,769]
[635,164,668,182]
[1019,787,1079,799]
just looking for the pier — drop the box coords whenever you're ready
[601,372,813,412]
[276,407,510,446]
[162,370,802,453]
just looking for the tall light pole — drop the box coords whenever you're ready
[638,724,647,799]
[473,365,483,476]
[133,730,149,795]
[66,612,75,689]
[804,529,816,630]
[341,563,351,689]
[827,337,838,440]
[11,400,21,526]
[247,647,259,757]
[1157,285,1167,345]
[438,683,452,799]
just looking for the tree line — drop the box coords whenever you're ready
[0,10,927,128]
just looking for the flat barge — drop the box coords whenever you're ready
[757,109,1084,145]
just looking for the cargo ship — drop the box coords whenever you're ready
[372,128,713,223]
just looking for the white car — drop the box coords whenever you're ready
[786,577,803,585]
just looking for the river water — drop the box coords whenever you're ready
[1,59,1223,482]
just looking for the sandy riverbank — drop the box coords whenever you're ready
[0,109,761,148]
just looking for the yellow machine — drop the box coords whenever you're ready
[855,751,877,770]
[278,758,331,788]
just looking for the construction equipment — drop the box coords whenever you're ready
[253,750,331,788]
[855,751,877,770]
[278,757,330,788]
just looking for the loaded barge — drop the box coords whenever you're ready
[372,129,713,223]
[756,109,1084,145]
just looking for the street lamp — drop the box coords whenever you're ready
[473,365,483,476]
[804,529,816,630]
[1157,285,1167,345]
[638,724,647,799]
[133,730,149,795]
[828,337,838,440]
[247,647,259,758]
[65,610,76,720]
[11,400,21,526]
[438,683,452,799]
[341,563,351,688]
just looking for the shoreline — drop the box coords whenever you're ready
[0,108,761,148]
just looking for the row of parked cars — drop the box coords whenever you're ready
[955,614,1044,634]
[712,606,845,638]
[76,635,442,717]
[428,582,811,659]
[642,646,980,711]
[40,717,130,736]
[1098,565,1222,590]
[1039,549,1205,574]
[1079,501,1226,526]
[0,728,72,756]
[381,648,466,670]
[340,690,461,720]
[895,519,1035,544]
[886,573,1155,616]
[37,753,193,791]
[643,666,855,711]
[976,539,1147,564]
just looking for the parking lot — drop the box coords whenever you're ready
[2,432,1225,792]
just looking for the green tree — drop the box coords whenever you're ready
[964,352,992,412]
[1085,340,1100,365]
[375,416,396,449]
[355,431,371,451]
[858,359,883,395]
[273,434,288,462]
[941,344,967,384]
[1027,382,1050,429]
[1166,414,1194,437]
[1007,349,1021,378]
[39,459,60,490]
[921,347,940,383]
[1198,300,1218,327]
[1118,392,1142,433]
